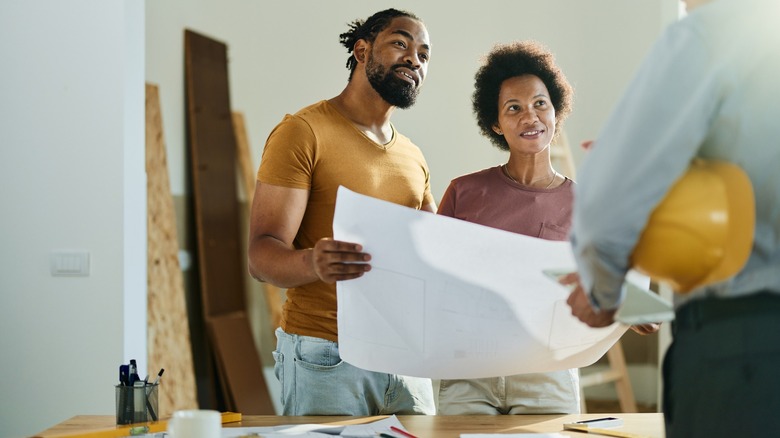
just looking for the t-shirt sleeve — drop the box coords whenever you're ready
[422,165,435,209]
[256,114,316,190]
[437,181,457,217]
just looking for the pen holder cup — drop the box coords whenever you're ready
[115,383,159,425]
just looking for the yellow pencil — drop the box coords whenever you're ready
[47,422,167,438]
[48,411,242,438]
[564,423,652,438]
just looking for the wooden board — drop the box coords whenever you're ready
[232,111,283,332]
[184,28,245,318]
[184,28,274,414]
[145,83,198,415]
[208,313,275,414]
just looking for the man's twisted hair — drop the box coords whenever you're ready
[339,8,421,80]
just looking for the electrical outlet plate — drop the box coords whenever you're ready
[50,250,90,276]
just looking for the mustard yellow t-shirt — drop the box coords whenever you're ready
[257,100,433,342]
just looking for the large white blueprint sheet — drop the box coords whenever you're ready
[333,187,627,379]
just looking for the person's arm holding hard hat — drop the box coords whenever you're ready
[565,16,754,326]
[568,1,780,435]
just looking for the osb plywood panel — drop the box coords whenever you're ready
[146,83,198,415]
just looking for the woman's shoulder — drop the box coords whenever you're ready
[451,165,502,185]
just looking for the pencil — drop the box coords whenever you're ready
[390,425,419,438]
[564,423,651,438]
[48,412,242,437]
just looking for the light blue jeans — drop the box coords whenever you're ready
[273,327,435,415]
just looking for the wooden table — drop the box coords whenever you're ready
[34,413,664,437]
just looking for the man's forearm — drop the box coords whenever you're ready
[248,236,318,288]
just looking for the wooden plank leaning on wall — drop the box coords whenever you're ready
[184,28,274,414]
[146,83,198,415]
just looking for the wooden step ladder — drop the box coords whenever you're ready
[550,131,638,414]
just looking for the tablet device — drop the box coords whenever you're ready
[615,279,674,325]
[543,269,674,325]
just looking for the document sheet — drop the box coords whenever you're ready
[220,414,407,437]
[333,187,627,379]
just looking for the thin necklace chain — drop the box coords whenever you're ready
[503,163,559,189]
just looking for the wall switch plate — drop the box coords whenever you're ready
[50,250,90,276]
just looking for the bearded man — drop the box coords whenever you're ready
[248,8,435,416]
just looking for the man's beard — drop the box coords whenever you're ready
[366,53,419,109]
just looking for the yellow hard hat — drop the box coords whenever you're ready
[630,158,755,293]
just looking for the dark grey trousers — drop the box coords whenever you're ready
[663,292,780,438]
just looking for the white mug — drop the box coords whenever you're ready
[168,409,221,438]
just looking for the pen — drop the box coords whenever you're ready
[151,368,165,386]
[143,381,157,421]
[145,368,164,421]
[390,426,419,438]
[129,359,140,385]
[123,361,135,423]
[119,364,130,385]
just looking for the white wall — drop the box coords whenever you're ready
[146,0,678,201]
[0,1,145,437]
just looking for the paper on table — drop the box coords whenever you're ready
[221,415,407,437]
[333,187,627,379]
[462,435,567,438]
